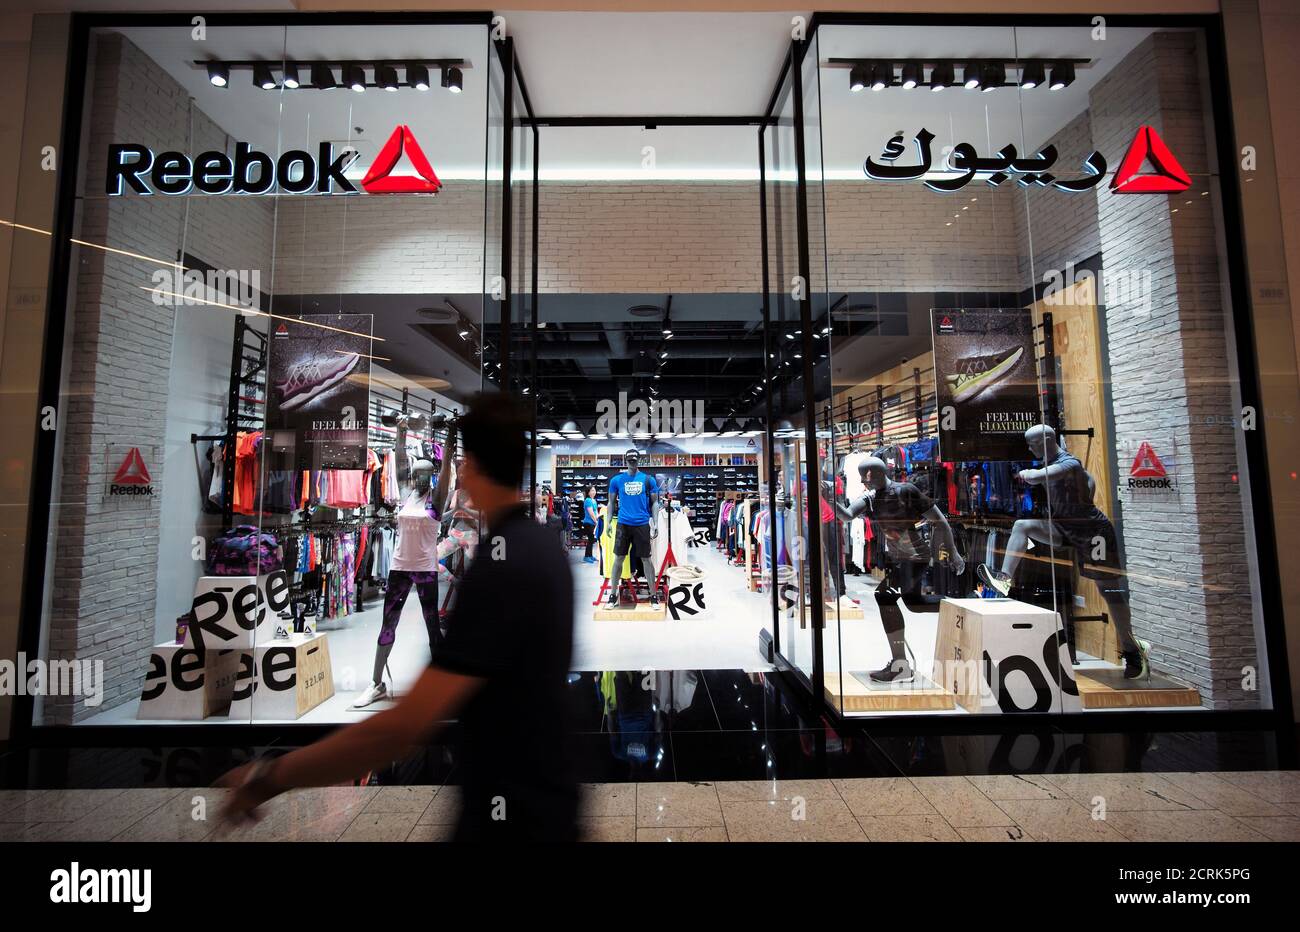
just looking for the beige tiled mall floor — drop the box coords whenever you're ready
[2,772,1299,842]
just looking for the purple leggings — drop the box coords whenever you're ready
[374,570,440,683]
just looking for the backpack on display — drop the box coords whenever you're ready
[206,526,283,576]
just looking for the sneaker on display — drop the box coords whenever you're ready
[868,660,915,685]
[976,564,1013,598]
[352,681,388,708]
[650,590,661,608]
[583,556,597,564]
[1124,639,1152,680]
[603,592,621,611]
[945,346,1025,403]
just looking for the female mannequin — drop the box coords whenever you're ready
[352,421,455,708]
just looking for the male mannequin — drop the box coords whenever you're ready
[353,421,456,708]
[836,456,965,684]
[604,449,660,608]
[977,424,1146,678]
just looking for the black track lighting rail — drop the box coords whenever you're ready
[827,57,1090,66]
[193,58,466,70]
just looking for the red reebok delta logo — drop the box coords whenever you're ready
[1128,441,1175,490]
[1110,125,1192,194]
[113,447,152,485]
[361,125,442,194]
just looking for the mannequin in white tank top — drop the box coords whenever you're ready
[353,418,456,708]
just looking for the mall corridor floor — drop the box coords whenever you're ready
[1,772,1299,842]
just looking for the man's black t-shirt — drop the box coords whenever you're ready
[433,504,577,841]
[855,481,933,562]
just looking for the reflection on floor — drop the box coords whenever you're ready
[3,772,1298,842]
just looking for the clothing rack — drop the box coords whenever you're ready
[188,315,266,531]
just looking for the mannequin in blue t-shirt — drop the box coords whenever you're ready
[604,449,661,608]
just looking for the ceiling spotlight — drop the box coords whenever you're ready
[442,66,463,93]
[963,61,982,90]
[1049,61,1075,90]
[282,63,300,89]
[206,62,229,87]
[982,62,1005,92]
[408,63,430,91]
[900,62,921,90]
[1019,60,1044,89]
[870,62,891,91]
[345,63,366,92]
[849,64,869,92]
[929,61,954,91]
[311,63,337,90]
[253,63,277,90]
[377,64,399,92]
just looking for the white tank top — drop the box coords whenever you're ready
[391,492,439,572]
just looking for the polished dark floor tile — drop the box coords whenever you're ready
[701,669,813,731]
[863,731,1073,778]
[1051,730,1287,774]
[563,731,677,783]
[669,729,834,782]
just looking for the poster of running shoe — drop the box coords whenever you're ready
[265,313,373,470]
[932,308,1040,462]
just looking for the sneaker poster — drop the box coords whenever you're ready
[931,308,1039,462]
[265,313,373,470]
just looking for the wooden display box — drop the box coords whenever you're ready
[593,600,668,622]
[137,645,242,721]
[932,598,1080,714]
[228,633,334,720]
[825,672,956,713]
[1075,670,1201,709]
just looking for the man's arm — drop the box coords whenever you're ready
[923,505,964,573]
[219,666,482,823]
[607,476,619,519]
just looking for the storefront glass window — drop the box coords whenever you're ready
[36,20,493,726]
[812,21,1272,715]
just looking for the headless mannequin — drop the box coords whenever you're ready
[353,421,455,707]
[606,452,660,606]
[836,457,965,683]
[981,424,1144,677]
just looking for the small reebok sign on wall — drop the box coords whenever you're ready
[104,444,156,501]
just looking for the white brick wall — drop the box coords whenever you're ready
[268,179,1021,295]
[1091,33,1256,708]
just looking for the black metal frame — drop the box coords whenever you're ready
[759,10,1296,737]
[8,8,1295,748]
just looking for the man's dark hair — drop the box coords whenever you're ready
[459,392,530,487]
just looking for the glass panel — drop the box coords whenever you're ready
[812,19,1272,717]
[764,49,821,687]
[36,20,490,726]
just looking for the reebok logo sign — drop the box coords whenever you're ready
[107,142,357,196]
[1111,126,1192,194]
[1128,441,1174,489]
[109,447,154,496]
[107,126,444,197]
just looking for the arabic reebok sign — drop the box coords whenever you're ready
[106,124,440,196]
[864,124,1190,195]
